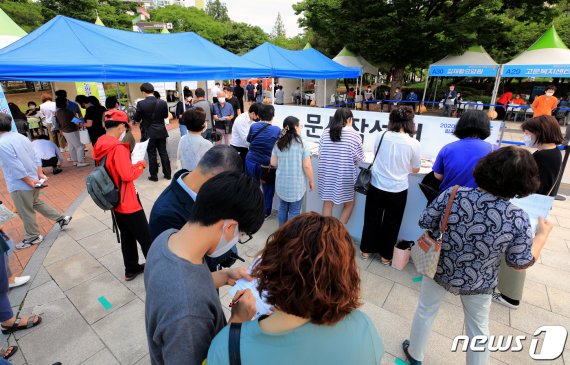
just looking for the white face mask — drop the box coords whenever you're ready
[546,92,554,97]
[207,221,239,258]
[218,97,226,103]
[523,134,535,147]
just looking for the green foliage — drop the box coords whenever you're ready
[40,0,98,23]
[205,0,229,22]
[271,34,307,50]
[0,0,44,33]
[224,22,268,54]
[151,5,226,44]
[271,12,286,39]
[97,1,138,31]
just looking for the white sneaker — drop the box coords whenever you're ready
[492,292,519,309]
[9,276,30,289]
[16,235,43,249]
[58,215,72,229]
[76,162,90,168]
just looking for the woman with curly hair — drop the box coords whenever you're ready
[403,146,552,365]
[207,213,384,365]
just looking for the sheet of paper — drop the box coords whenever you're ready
[228,258,272,318]
[510,194,554,234]
[131,139,149,165]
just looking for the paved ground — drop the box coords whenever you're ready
[1,125,568,365]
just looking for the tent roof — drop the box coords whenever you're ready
[432,45,498,66]
[0,8,27,49]
[333,47,378,75]
[502,26,570,77]
[0,15,270,81]
[242,42,360,79]
[303,42,312,50]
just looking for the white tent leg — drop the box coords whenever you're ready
[324,79,327,107]
[421,75,430,113]
[489,66,503,112]
[271,78,275,105]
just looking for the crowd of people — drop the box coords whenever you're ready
[0,78,563,365]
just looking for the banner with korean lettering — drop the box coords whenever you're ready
[273,105,502,158]
[0,84,17,132]
[502,64,570,78]
[428,65,498,77]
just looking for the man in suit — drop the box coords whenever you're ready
[134,83,171,181]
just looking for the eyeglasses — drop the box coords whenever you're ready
[238,232,253,244]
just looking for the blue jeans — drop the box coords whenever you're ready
[257,95,263,103]
[262,182,275,216]
[179,124,188,136]
[278,198,303,226]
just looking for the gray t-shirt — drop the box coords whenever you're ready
[193,100,213,130]
[144,229,226,365]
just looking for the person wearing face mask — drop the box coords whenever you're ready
[531,85,558,117]
[175,89,193,136]
[93,109,150,281]
[24,101,39,117]
[144,171,264,365]
[213,90,235,145]
[177,107,213,171]
[230,102,261,170]
[364,86,374,111]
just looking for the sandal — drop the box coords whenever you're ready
[1,346,18,360]
[380,257,392,266]
[360,251,370,260]
[1,315,42,334]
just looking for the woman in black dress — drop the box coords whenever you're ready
[83,96,107,146]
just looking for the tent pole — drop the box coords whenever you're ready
[301,79,303,105]
[324,79,327,107]
[421,75,430,114]
[271,78,275,105]
[432,78,440,109]
[489,65,503,113]
[116,82,120,103]
[359,74,364,110]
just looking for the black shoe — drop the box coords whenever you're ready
[53,167,63,175]
[164,175,171,180]
[402,340,422,365]
[125,264,145,281]
[148,176,158,182]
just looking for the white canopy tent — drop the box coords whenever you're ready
[0,8,26,49]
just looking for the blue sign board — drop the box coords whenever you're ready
[502,64,570,78]
[0,85,17,132]
[429,65,498,77]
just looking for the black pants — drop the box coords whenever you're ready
[41,156,58,169]
[114,210,152,274]
[231,145,248,171]
[360,186,408,260]
[147,137,171,178]
[496,106,506,120]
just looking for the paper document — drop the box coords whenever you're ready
[510,194,554,234]
[228,258,272,318]
[131,140,149,165]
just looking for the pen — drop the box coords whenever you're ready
[229,292,245,308]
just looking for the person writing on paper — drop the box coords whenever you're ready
[207,213,384,365]
[145,171,264,365]
[359,107,421,264]
[432,110,494,192]
[531,85,558,117]
[402,147,551,365]
[93,110,151,282]
[213,91,235,146]
[493,115,563,310]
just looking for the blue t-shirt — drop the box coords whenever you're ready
[432,138,493,191]
[207,310,384,365]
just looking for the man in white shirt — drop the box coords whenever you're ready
[38,93,67,152]
[230,103,260,170]
[211,82,221,104]
[32,135,63,175]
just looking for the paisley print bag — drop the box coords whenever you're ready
[411,185,459,278]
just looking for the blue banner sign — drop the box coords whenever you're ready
[429,65,498,77]
[0,85,17,132]
[502,64,570,78]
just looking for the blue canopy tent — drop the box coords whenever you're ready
[0,15,270,81]
[242,42,360,106]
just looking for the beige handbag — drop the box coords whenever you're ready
[411,185,459,278]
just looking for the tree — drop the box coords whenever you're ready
[97,1,139,30]
[40,0,98,23]
[205,0,229,22]
[294,0,559,91]
[0,0,44,33]
[224,22,268,54]
[271,12,286,39]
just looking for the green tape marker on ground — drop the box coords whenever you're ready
[395,357,408,365]
[98,296,112,310]
[412,276,423,282]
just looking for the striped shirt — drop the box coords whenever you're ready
[272,140,311,202]
[318,127,364,204]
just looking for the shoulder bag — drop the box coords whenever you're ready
[355,132,386,195]
[228,322,242,365]
[411,185,459,278]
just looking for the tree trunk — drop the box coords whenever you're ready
[391,66,405,96]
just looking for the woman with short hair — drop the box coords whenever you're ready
[360,106,421,264]
[270,116,314,226]
[403,146,552,365]
[317,108,364,223]
[207,213,384,365]
[83,96,107,146]
[433,110,494,191]
[177,107,213,171]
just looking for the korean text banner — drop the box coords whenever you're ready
[273,105,502,158]
[502,64,570,78]
[429,65,498,77]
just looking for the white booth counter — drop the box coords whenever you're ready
[303,150,433,243]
